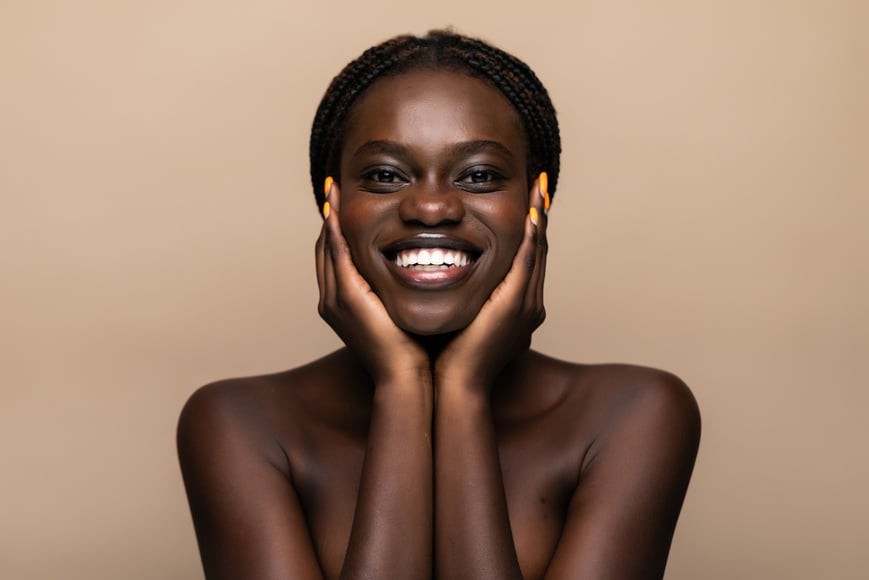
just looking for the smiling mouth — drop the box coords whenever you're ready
[381,234,482,286]
[393,248,475,269]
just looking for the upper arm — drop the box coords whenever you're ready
[177,382,323,580]
[545,371,701,580]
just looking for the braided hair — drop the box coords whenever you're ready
[309,29,561,211]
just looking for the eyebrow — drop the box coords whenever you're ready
[351,139,515,160]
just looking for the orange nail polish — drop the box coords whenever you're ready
[323,201,331,219]
[539,172,550,212]
[323,176,333,197]
[529,206,539,226]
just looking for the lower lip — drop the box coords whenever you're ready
[385,258,476,288]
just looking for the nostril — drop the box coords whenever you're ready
[398,187,465,226]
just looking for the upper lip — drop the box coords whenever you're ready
[380,232,483,258]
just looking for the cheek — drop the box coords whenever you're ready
[505,209,528,249]
[336,196,400,293]
[336,203,366,251]
[482,202,529,267]
[337,197,389,256]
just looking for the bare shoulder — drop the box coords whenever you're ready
[176,353,358,579]
[176,368,297,479]
[558,360,702,491]
[518,354,701,477]
[177,348,371,476]
[533,355,701,440]
[178,373,279,430]
[536,358,702,578]
[578,363,700,432]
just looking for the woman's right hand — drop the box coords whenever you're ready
[316,180,435,579]
[315,179,431,386]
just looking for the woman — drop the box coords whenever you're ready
[178,30,700,580]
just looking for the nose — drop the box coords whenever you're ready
[397,181,466,226]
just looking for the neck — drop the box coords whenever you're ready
[411,331,459,362]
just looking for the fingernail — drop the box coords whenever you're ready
[529,206,539,226]
[539,172,550,213]
[323,176,334,197]
[322,201,331,219]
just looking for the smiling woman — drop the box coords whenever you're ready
[177,30,701,580]
[338,70,528,335]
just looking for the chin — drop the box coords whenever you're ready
[389,304,476,337]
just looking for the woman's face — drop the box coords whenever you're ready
[337,68,530,335]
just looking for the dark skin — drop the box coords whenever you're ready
[177,70,701,580]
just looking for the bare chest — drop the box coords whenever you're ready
[289,424,579,580]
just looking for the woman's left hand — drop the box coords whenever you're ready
[434,178,549,394]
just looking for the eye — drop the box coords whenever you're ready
[457,167,507,192]
[359,166,409,193]
[468,170,494,183]
[368,169,399,183]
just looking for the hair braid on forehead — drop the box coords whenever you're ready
[309,30,561,211]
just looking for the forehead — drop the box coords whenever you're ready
[341,69,526,159]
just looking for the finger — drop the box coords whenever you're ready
[486,207,538,312]
[533,229,548,316]
[319,178,338,316]
[530,178,549,324]
[323,184,382,316]
[322,182,361,292]
[527,175,549,309]
[325,175,340,212]
[323,211,340,317]
[315,223,328,313]
[322,220,337,315]
[505,174,547,297]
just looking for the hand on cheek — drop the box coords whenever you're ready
[315,177,430,385]
[434,172,550,392]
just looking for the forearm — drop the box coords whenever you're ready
[341,374,433,580]
[434,386,522,580]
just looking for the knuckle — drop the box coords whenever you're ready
[334,290,353,310]
[331,239,351,260]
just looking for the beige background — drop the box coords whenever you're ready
[1,1,866,579]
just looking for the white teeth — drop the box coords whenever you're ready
[394,247,473,268]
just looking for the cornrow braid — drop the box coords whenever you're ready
[309,30,561,211]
